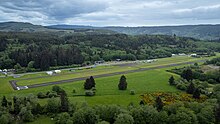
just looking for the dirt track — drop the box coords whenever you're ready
[10,60,204,90]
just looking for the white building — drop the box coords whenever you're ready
[172,54,176,56]
[46,71,53,75]
[54,70,61,73]
[190,54,197,57]
[146,60,154,63]
[178,53,186,56]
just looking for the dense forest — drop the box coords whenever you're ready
[1,31,220,72]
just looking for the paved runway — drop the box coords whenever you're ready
[10,60,204,90]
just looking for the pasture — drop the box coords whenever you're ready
[0,54,219,106]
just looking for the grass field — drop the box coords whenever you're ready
[1,55,219,124]
[0,55,219,103]
[14,55,218,87]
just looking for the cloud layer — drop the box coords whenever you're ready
[0,0,220,26]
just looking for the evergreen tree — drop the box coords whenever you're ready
[216,103,220,123]
[155,96,163,111]
[32,103,42,115]
[193,88,200,99]
[19,107,34,122]
[60,90,69,112]
[139,100,145,105]
[40,50,50,71]
[84,78,92,90]
[90,76,95,88]
[118,75,127,90]
[52,85,63,94]
[47,97,60,113]
[23,110,34,122]
[13,96,20,115]
[1,96,8,107]
[0,37,7,52]
[169,76,175,85]
[186,82,195,94]
[181,68,193,81]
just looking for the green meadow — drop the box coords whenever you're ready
[0,54,219,106]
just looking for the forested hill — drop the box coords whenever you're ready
[1,31,220,72]
[0,22,51,32]
[1,22,220,40]
[0,22,116,34]
[105,25,220,40]
[48,24,220,40]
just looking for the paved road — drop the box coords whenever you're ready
[10,60,204,90]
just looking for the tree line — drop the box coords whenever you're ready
[0,32,219,72]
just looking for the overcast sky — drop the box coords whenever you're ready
[0,0,220,26]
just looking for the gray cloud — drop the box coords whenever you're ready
[173,4,220,19]
[0,0,220,26]
[0,0,108,24]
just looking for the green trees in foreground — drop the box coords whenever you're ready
[155,96,164,111]
[0,88,220,124]
[1,96,8,107]
[181,68,193,81]
[193,88,201,99]
[186,82,195,94]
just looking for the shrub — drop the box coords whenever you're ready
[91,87,96,91]
[130,90,135,95]
[169,76,175,85]
[176,83,187,91]
[19,107,34,122]
[0,114,12,124]
[72,107,98,124]
[216,62,220,66]
[98,121,110,124]
[208,79,217,84]
[94,105,126,124]
[52,85,63,94]
[47,97,61,113]
[114,113,134,124]
[48,91,58,98]
[55,112,72,124]
[72,89,76,93]
[37,92,47,99]
[85,90,95,96]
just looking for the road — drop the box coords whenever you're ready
[9,60,203,90]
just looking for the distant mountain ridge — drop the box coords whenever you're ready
[0,22,220,40]
[104,25,220,40]
[0,21,50,32]
[47,24,96,29]
[0,22,115,34]
[47,24,220,40]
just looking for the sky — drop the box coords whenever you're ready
[0,0,220,26]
